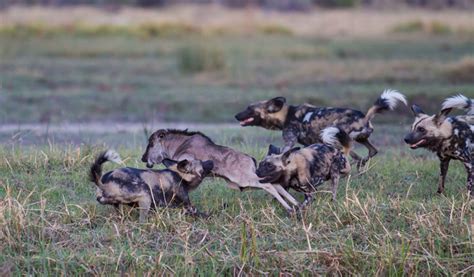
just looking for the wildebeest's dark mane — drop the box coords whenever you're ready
[165,129,214,143]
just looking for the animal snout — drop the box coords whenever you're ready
[141,154,147,163]
[403,134,413,144]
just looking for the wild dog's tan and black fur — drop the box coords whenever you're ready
[235,90,407,167]
[256,127,352,208]
[90,150,214,222]
[141,129,301,213]
[404,97,473,195]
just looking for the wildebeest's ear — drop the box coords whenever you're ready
[266,97,286,113]
[162,158,177,168]
[177,159,191,172]
[411,104,425,117]
[267,144,281,156]
[434,108,452,126]
[282,147,300,165]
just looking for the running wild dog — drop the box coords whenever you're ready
[256,127,351,208]
[141,129,301,213]
[90,150,214,222]
[235,89,407,167]
[404,96,473,196]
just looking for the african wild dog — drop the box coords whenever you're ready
[235,89,407,167]
[90,150,214,222]
[141,129,301,213]
[256,127,352,208]
[404,98,473,196]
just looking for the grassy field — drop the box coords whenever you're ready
[0,6,473,275]
[0,127,472,275]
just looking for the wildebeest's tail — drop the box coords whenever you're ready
[89,150,122,186]
[364,89,407,122]
[442,94,473,115]
[321,127,352,156]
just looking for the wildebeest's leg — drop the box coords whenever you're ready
[258,183,293,212]
[330,175,340,201]
[274,184,300,206]
[437,158,450,194]
[138,197,151,223]
[356,138,378,168]
[462,161,473,196]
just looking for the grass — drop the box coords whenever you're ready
[1,34,474,124]
[0,129,472,275]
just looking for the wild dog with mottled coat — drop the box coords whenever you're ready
[404,99,473,196]
[90,150,214,222]
[256,127,352,208]
[141,129,301,213]
[235,89,407,167]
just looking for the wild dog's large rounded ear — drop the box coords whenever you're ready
[411,104,425,117]
[282,147,300,165]
[177,159,191,172]
[266,97,286,113]
[434,108,452,126]
[162,158,178,168]
[267,144,281,156]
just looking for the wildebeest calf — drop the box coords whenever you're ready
[90,150,214,222]
[404,96,473,196]
[256,127,352,208]
[141,129,301,213]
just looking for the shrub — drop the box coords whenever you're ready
[258,25,293,36]
[391,20,424,33]
[177,45,226,74]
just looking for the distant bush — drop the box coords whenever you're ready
[177,45,226,73]
[392,20,452,35]
[258,25,293,36]
[443,56,474,83]
[136,22,199,38]
[429,21,451,34]
[391,20,424,33]
[316,0,360,8]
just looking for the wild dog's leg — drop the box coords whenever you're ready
[274,184,300,207]
[299,193,313,209]
[437,158,451,194]
[331,175,340,201]
[462,161,473,196]
[356,138,378,168]
[138,197,152,223]
[282,127,299,153]
[349,151,362,163]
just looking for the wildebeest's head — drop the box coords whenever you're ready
[234,97,288,130]
[256,144,299,183]
[404,104,453,149]
[163,159,214,187]
[141,129,171,168]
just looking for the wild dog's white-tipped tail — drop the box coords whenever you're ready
[380,89,408,110]
[321,127,340,146]
[104,149,123,164]
[321,127,351,156]
[441,94,473,114]
[365,89,407,122]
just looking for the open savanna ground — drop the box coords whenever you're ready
[0,5,473,275]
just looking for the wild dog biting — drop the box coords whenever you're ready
[90,149,214,222]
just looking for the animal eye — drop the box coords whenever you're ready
[417,127,426,133]
[158,133,165,138]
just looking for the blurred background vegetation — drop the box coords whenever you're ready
[1,0,474,9]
